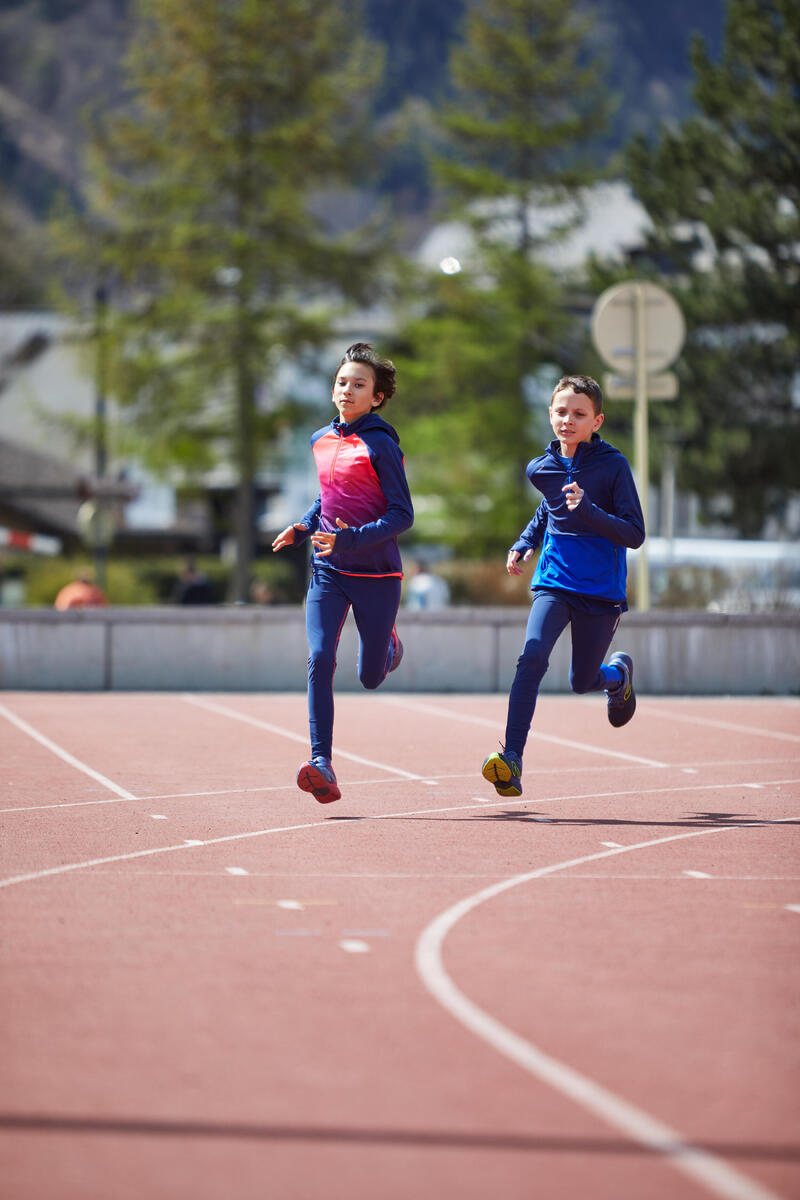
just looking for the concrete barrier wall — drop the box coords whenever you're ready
[1,606,798,694]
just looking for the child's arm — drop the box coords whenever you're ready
[564,462,645,548]
[507,501,548,575]
[271,497,320,552]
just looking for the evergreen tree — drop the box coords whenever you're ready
[62,0,384,599]
[391,0,612,556]
[622,0,800,537]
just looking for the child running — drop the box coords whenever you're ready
[272,343,414,803]
[482,374,645,798]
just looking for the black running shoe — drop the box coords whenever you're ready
[606,652,636,727]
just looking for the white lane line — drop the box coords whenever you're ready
[652,707,800,745]
[182,695,425,780]
[0,702,136,800]
[415,822,796,1200]
[225,867,249,876]
[5,758,797,816]
[340,939,370,954]
[383,696,670,768]
[3,776,798,891]
[151,814,168,820]
[786,905,800,915]
[601,841,623,848]
[684,870,713,879]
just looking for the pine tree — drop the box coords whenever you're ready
[64,0,384,599]
[391,0,612,556]
[623,0,800,537]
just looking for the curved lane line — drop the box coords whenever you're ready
[415,824,795,1200]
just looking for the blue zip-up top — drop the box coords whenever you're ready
[294,411,414,577]
[511,434,645,604]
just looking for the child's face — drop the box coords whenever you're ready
[332,363,383,424]
[549,387,603,453]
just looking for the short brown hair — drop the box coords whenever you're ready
[551,374,603,415]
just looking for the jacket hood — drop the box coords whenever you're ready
[332,412,400,443]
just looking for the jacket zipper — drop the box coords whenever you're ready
[329,432,343,483]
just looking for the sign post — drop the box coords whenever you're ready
[591,281,685,611]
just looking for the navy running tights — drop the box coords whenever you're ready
[504,590,622,758]
[305,561,402,760]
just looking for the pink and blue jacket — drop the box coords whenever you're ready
[296,412,414,577]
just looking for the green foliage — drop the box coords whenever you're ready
[54,0,388,598]
[392,257,565,555]
[437,0,612,216]
[391,0,612,556]
[620,0,800,536]
[4,556,158,607]
[4,552,304,606]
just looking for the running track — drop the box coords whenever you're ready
[1,692,798,1200]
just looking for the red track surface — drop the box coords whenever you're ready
[1,691,798,1200]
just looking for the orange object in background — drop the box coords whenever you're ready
[54,577,107,610]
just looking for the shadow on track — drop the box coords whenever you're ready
[1,1113,799,1163]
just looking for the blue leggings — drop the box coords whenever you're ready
[504,590,622,757]
[305,561,402,760]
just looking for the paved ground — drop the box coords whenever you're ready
[1,692,798,1200]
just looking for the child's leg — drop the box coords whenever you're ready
[504,591,571,756]
[305,565,351,759]
[350,575,403,688]
[567,608,622,694]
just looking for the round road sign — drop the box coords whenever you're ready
[591,281,685,375]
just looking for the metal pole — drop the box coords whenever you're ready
[94,284,109,592]
[634,284,650,611]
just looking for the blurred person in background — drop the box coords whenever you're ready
[405,559,450,610]
[54,569,107,610]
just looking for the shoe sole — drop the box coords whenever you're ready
[481,754,522,798]
[297,763,341,803]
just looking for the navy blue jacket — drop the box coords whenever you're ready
[295,412,414,577]
[511,434,645,604]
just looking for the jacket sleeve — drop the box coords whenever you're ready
[295,497,321,542]
[510,500,549,554]
[578,460,645,549]
[333,436,414,551]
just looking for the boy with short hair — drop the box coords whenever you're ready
[482,374,644,798]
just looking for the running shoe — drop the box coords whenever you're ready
[388,625,404,672]
[481,749,523,798]
[606,652,636,727]
[296,756,341,803]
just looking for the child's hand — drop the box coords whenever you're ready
[311,518,349,557]
[507,548,533,576]
[562,482,584,510]
[272,523,307,552]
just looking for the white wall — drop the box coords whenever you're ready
[1,607,797,694]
